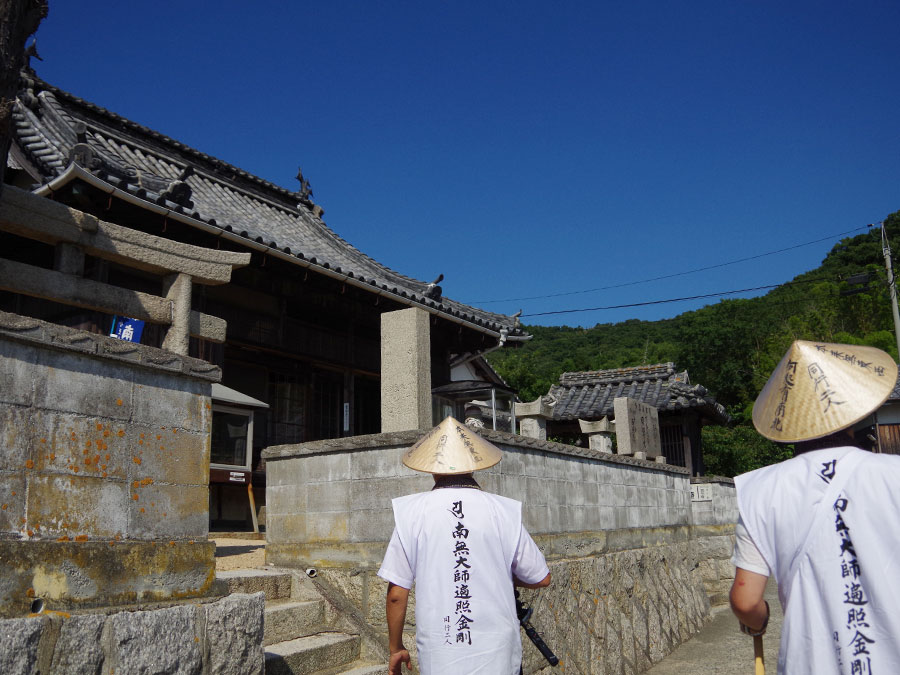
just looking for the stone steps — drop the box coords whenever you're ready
[217,568,293,600]
[264,599,326,646]
[335,664,386,675]
[217,568,383,674]
[264,633,361,675]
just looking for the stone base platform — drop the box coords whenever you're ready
[0,540,215,618]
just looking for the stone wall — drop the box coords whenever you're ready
[308,531,710,675]
[263,429,733,673]
[0,312,219,616]
[520,540,709,673]
[0,592,264,674]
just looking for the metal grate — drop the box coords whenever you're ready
[660,424,685,467]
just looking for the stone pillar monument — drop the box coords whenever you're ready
[514,397,553,440]
[613,397,664,462]
[579,417,616,453]
[381,307,432,432]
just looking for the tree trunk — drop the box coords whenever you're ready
[0,0,48,197]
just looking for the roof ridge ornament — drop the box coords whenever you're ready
[23,40,42,73]
[424,273,444,300]
[511,309,522,329]
[294,167,325,217]
[296,167,313,202]
[68,121,102,170]
[159,165,195,208]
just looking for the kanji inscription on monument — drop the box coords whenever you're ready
[613,397,661,458]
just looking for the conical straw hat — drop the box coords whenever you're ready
[752,340,898,442]
[402,416,502,474]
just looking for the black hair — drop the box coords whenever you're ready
[792,428,855,455]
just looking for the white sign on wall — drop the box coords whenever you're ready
[690,484,712,502]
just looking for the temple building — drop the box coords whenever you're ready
[2,68,528,529]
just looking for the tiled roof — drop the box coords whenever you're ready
[9,73,524,337]
[549,363,729,424]
[887,370,900,402]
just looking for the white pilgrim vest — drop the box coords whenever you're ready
[736,447,900,675]
[390,488,525,675]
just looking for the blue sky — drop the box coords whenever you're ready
[31,1,900,327]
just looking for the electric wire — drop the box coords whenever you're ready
[522,277,832,318]
[473,225,870,304]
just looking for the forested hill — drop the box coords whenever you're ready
[487,210,900,474]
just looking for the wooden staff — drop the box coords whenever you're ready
[754,634,765,675]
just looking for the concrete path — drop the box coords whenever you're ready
[647,580,783,675]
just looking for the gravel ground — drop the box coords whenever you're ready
[211,537,267,571]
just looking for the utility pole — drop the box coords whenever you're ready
[879,221,900,359]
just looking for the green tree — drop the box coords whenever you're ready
[701,424,793,477]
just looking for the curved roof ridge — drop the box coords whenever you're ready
[558,362,676,386]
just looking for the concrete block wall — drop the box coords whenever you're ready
[689,477,738,605]
[482,440,691,536]
[265,434,433,568]
[689,477,737,526]
[0,312,220,617]
[0,592,264,674]
[263,428,692,568]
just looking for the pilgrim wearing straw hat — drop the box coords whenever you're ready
[729,341,900,674]
[377,416,551,674]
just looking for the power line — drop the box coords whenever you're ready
[522,278,830,318]
[473,225,869,304]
